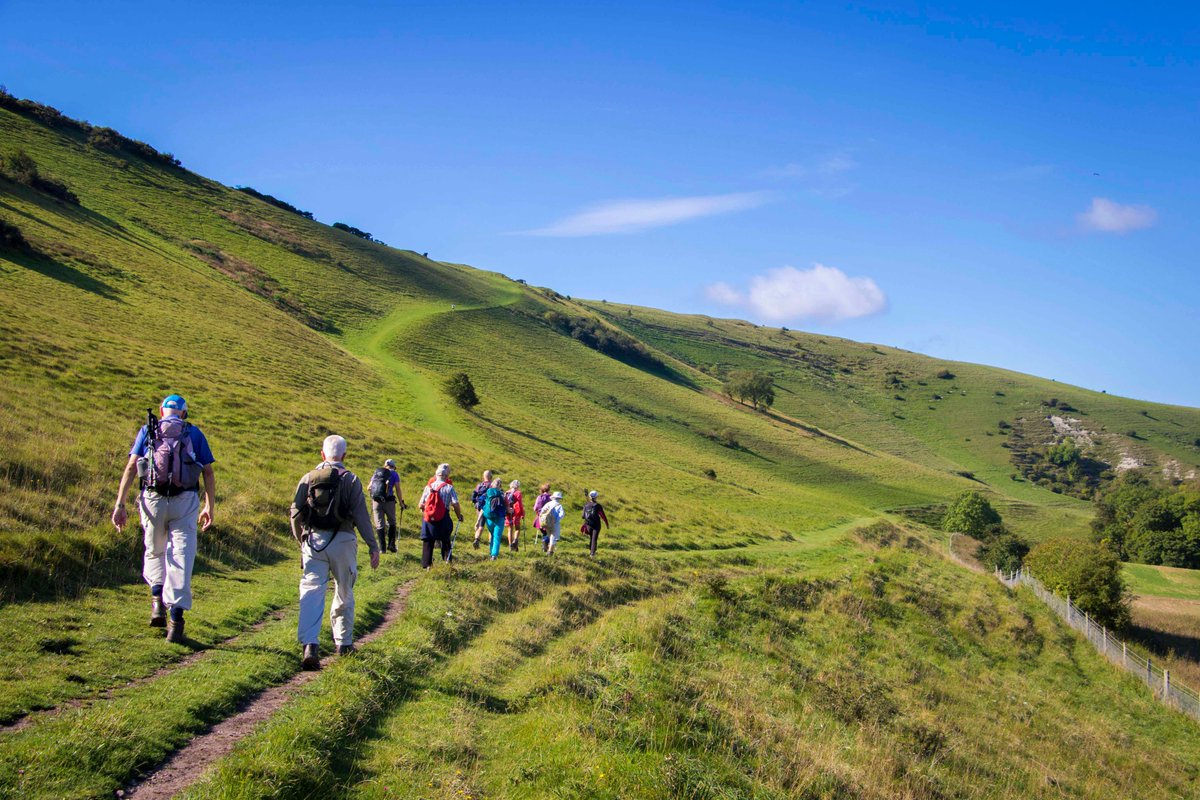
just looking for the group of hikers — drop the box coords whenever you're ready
[111,394,610,669]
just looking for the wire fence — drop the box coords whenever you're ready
[997,567,1200,722]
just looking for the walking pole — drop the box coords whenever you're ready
[447,520,460,563]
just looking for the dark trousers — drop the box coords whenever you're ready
[586,525,600,555]
[420,516,454,568]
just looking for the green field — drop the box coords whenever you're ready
[4,95,1200,798]
[1125,563,1200,601]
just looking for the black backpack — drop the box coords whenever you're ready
[301,466,351,536]
[368,467,391,501]
[582,501,602,529]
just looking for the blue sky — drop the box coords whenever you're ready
[3,1,1198,405]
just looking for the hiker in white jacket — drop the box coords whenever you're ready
[538,491,566,554]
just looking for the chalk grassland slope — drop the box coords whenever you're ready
[3,98,1200,799]
[0,102,964,601]
[593,302,1200,539]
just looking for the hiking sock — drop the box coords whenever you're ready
[169,606,185,622]
[151,584,163,597]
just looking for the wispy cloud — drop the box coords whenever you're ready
[763,150,859,181]
[762,150,859,197]
[707,263,887,322]
[522,191,772,237]
[1077,197,1157,234]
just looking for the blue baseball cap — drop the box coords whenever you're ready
[161,394,187,413]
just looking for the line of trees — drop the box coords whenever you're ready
[1093,473,1200,568]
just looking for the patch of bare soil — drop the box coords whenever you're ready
[124,580,414,799]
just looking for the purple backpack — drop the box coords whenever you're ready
[151,417,201,491]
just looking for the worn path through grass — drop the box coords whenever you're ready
[342,276,523,441]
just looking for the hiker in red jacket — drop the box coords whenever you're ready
[505,479,524,552]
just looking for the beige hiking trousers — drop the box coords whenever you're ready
[140,489,200,611]
[298,529,359,646]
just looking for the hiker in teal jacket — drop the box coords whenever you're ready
[481,478,508,560]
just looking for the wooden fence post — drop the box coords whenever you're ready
[1165,670,1171,697]
[1122,641,1127,669]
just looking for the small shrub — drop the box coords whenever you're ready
[936,369,955,379]
[444,372,479,409]
[977,528,1029,573]
[235,186,314,219]
[332,222,382,243]
[703,468,717,480]
[0,149,79,204]
[0,218,30,252]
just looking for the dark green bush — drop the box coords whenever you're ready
[235,186,314,219]
[1026,536,1130,628]
[0,149,79,204]
[0,218,30,252]
[444,372,479,409]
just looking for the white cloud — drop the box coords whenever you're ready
[522,191,771,237]
[706,264,887,322]
[1077,197,1157,234]
[705,281,743,304]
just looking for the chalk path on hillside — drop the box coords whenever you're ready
[344,278,522,440]
[124,579,415,800]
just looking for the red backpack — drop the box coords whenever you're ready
[423,478,451,522]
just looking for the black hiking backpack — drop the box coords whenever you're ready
[582,501,602,529]
[368,467,391,501]
[301,466,351,534]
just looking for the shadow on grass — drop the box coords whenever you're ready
[760,407,873,455]
[0,524,292,604]
[1127,623,1200,662]
[474,412,579,454]
[4,246,122,300]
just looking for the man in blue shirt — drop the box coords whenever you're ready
[112,394,216,643]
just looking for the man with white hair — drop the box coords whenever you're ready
[289,434,380,671]
[418,463,465,568]
[112,393,216,643]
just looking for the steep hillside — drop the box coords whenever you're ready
[593,302,1200,538]
[3,94,1200,798]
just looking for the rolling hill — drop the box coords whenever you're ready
[3,92,1200,799]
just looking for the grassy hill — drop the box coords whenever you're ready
[3,93,1200,798]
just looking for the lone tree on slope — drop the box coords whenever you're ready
[445,372,479,409]
[723,370,775,410]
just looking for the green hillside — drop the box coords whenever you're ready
[3,95,1200,798]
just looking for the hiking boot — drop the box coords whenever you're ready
[388,543,397,553]
[165,616,185,643]
[335,644,356,656]
[150,596,167,627]
[301,643,321,670]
